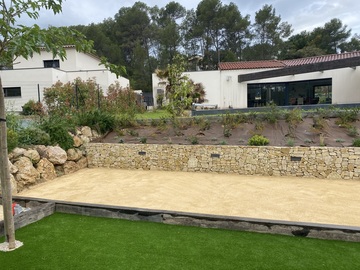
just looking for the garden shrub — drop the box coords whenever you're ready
[40,116,75,150]
[7,129,19,153]
[117,113,138,128]
[105,83,144,115]
[347,126,359,137]
[6,112,21,131]
[76,110,116,134]
[221,112,238,129]
[188,135,199,145]
[335,108,359,126]
[285,108,303,137]
[139,137,147,144]
[22,100,45,116]
[285,108,303,125]
[264,103,282,124]
[44,78,104,115]
[223,128,232,138]
[353,138,360,147]
[312,115,326,130]
[18,127,51,146]
[248,134,269,146]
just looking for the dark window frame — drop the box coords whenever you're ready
[247,78,332,107]
[43,59,60,68]
[3,87,21,97]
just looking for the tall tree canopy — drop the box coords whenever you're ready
[0,0,95,250]
[244,4,292,60]
[70,1,359,91]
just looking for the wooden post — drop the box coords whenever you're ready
[0,76,16,249]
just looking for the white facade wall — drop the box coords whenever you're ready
[3,47,130,112]
[14,47,100,71]
[152,66,360,109]
[0,68,66,111]
[152,68,276,109]
[240,67,360,105]
[218,69,273,109]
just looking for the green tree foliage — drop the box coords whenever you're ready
[158,57,207,115]
[281,18,353,58]
[0,0,98,248]
[155,2,186,68]
[194,0,226,69]
[69,1,359,86]
[310,18,351,54]
[112,2,156,90]
[156,55,194,116]
[244,4,292,60]
[222,3,251,61]
[339,35,360,52]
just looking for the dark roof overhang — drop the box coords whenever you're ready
[238,56,360,83]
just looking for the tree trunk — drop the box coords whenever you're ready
[0,76,16,249]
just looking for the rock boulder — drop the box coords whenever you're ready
[14,157,40,187]
[44,146,67,165]
[24,149,41,164]
[36,158,57,182]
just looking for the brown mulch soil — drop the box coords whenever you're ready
[92,117,360,147]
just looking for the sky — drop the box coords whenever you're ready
[16,0,360,37]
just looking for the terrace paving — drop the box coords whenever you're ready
[6,168,360,227]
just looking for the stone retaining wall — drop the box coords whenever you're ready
[86,144,360,180]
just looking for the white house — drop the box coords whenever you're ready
[152,51,360,109]
[1,45,129,112]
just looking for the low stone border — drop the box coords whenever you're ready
[0,199,55,237]
[3,196,360,243]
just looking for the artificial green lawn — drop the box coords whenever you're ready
[1,213,360,269]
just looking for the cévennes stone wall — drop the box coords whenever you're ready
[86,144,360,180]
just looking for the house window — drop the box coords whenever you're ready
[43,60,60,68]
[247,78,332,107]
[3,87,21,97]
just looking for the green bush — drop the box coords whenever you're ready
[18,127,51,146]
[285,108,303,125]
[221,112,238,129]
[22,100,45,116]
[139,137,147,144]
[286,138,295,147]
[336,108,359,126]
[76,110,116,134]
[347,126,359,137]
[248,134,269,146]
[117,113,137,128]
[7,129,19,153]
[264,103,282,124]
[223,128,232,138]
[188,135,199,145]
[40,116,74,150]
[353,138,360,147]
[6,112,21,131]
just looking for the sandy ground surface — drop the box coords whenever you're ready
[7,168,360,227]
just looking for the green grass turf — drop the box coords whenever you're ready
[1,213,360,269]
